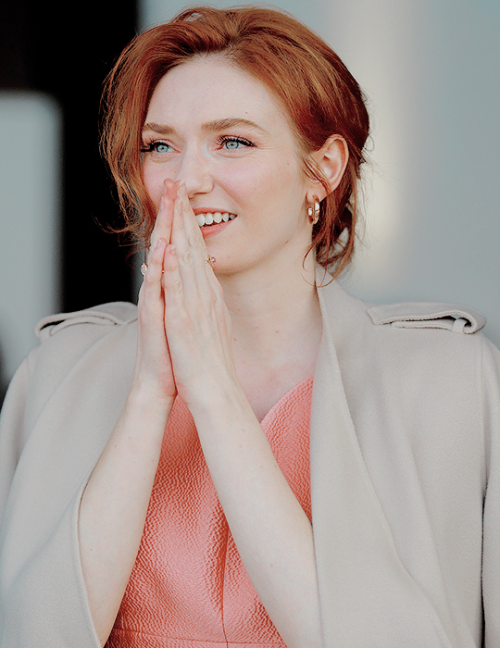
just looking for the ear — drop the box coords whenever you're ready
[306,135,349,202]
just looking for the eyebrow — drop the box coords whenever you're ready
[142,118,269,135]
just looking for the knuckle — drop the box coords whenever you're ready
[189,234,203,250]
[144,268,157,285]
[169,277,183,295]
[182,249,193,265]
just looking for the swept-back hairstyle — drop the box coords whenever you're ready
[101,5,370,274]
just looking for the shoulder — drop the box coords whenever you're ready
[35,301,138,342]
[21,302,138,415]
[365,300,485,335]
[31,301,138,367]
[32,299,138,360]
[0,303,138,505]
[317,276,497,387]
[316,270,486,338]
[6,301,137,410]
[361,294,492,385]
[318,275,486,345]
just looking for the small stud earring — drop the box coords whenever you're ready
[307,196,321,225]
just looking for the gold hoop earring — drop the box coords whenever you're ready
[307,196,321,225]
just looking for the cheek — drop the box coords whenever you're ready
[221,159,294,204]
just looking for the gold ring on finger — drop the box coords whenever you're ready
[205,256,216,269]
[140,263,164,275]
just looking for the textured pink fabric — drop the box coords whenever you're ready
[107,376,313,648]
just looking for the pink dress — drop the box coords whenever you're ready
[107,376,313,648]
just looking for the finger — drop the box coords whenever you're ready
[162,242,190,330]
[168,186,207,302]
[174,183,215,297]
[134,236,178,397]
[177,184,218,279]
[148,180,176,261]
[136,238,169,368]
[162,239,236,396]
[178,182,207,261]
[139,238,167,323]
[169,193,229,347]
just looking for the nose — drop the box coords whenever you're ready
[175,145,213,197]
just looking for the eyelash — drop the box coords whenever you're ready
[140,135,255,154]
[140,141,170,154]
[218,135,254,149]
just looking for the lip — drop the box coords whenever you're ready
[200,218,235,239]
[191,207,237,238]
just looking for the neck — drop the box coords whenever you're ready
[218,255,322,371]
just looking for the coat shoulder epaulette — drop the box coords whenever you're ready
[366,301,486,334]
[35,302,138,341]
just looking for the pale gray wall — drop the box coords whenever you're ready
[140,0,500,346]
[0,92,61,387]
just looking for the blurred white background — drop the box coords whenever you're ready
[1,0,499,391]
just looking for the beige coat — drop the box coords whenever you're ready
[1,277,499,647]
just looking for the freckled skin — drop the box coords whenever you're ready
[141,57,314,280]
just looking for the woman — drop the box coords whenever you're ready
[1,6,499,648]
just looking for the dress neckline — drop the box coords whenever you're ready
[259,374,314,425]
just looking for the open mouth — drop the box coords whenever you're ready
[195,212,237,228]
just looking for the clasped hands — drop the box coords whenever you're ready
[133,179,235,410]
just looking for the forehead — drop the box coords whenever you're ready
[145,56,292,136]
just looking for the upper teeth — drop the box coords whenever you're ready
[195,212,235,227]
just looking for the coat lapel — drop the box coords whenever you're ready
[310,276,454,647]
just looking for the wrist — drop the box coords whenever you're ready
[126,378,175,415]
[186,376,250,426]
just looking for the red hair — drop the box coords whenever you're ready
[101,6,370,274]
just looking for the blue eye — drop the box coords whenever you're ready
[154,142,171,153]
[141,141,172,154]
[224,139,241,149]
[220,136,254,150]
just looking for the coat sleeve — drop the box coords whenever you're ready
[481,335,500,647]
[0,484,101,648]
[0,355,102,648]
[0,327,126,648]
[0,303,136,647]
[0,352,34,525]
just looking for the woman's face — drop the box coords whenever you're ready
[141,56,317,277]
